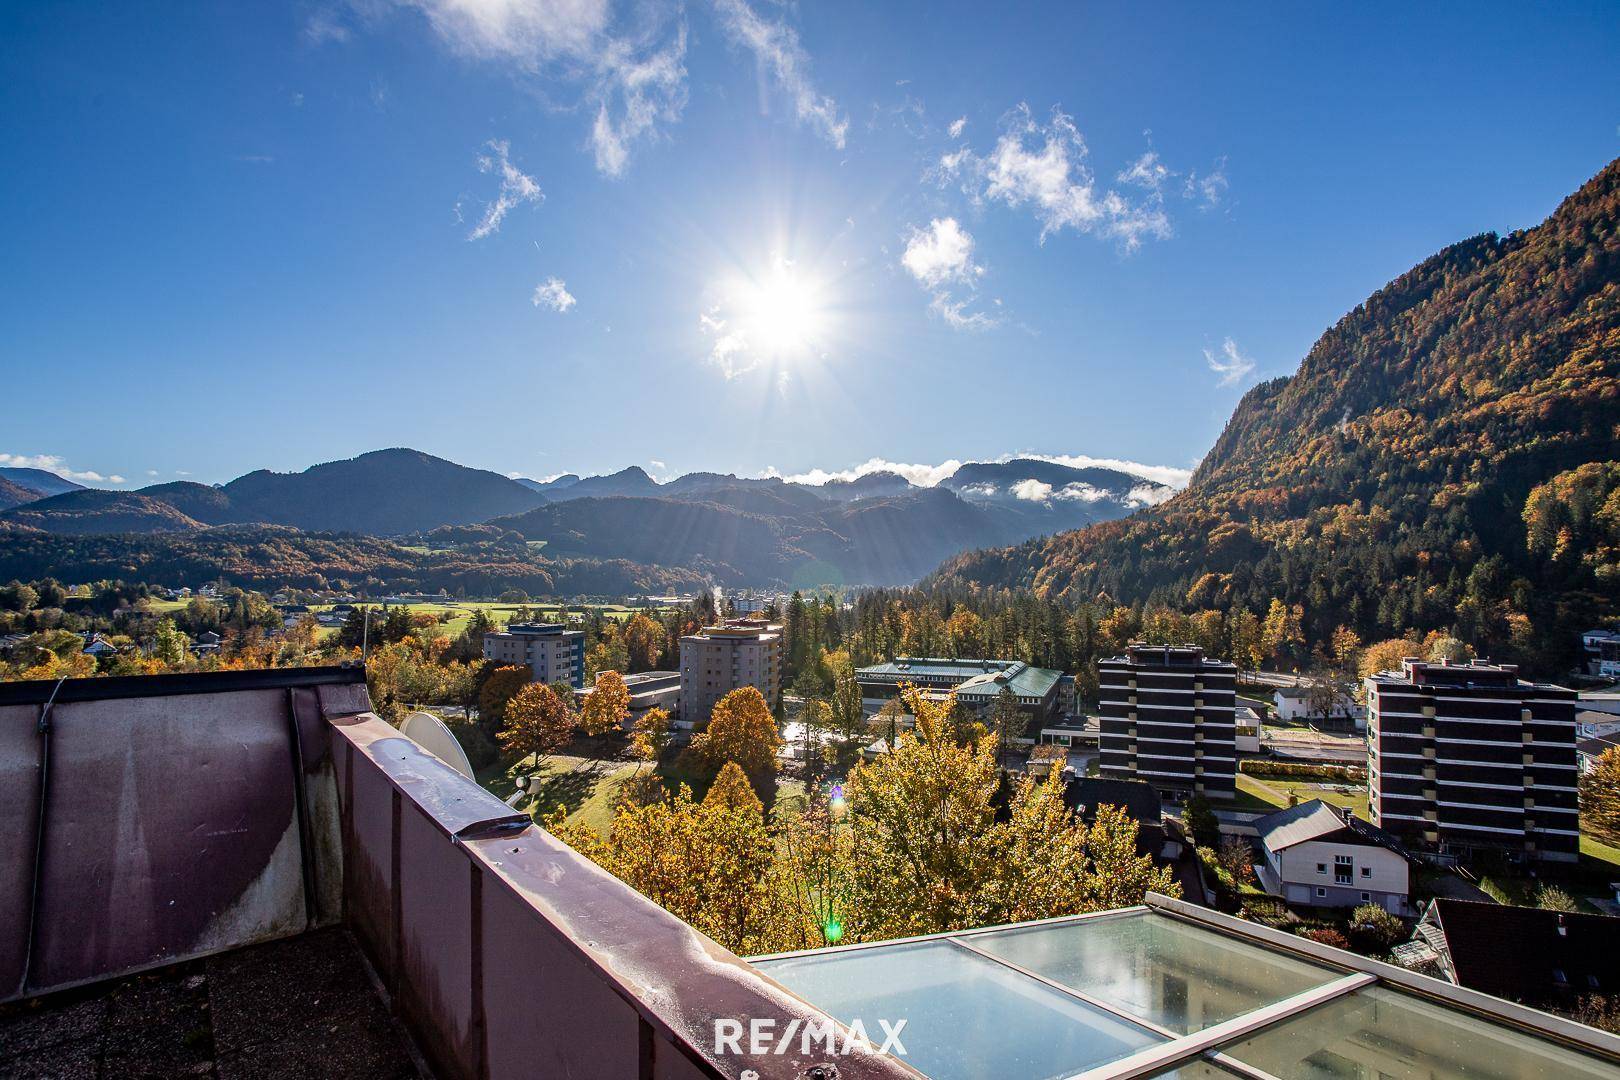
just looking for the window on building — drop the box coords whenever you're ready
[1316,863,1327,875]
[1361,866,1371,878]
[1316,887,1327,898]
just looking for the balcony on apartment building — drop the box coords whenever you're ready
[3,667,1619,1079]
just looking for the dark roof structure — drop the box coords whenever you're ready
[1065,777,1161,825]
[1255,798,1406,855]
[1423,899,1620,1006]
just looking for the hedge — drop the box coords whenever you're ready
[1240,759,1366,782]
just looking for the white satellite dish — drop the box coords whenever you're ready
[401,711,476,780]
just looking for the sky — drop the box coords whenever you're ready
[3,2,1618,491]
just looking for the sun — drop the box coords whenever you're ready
[736,261,827,357]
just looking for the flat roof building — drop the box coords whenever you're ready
[855,657,1066,742]
[482,622,586,689]
[1098,644,1238,800]
[1366,657,1579,864]
[573,669,681,729]
[678,618,782,726]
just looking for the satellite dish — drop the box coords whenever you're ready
[401,711,475,780]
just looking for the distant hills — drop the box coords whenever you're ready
[0,448,1167,590]
[934,156,1620,668]
[0,467,85,510]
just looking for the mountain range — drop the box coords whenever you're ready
[935,156,1620,667]
[0,450,1166,590]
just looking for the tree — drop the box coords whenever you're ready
[689,686,782,779]
[151,617,188,667]
[1261,599,1306,670]
[1183,795,1220,849]
[579,669,631,737]
[1581,746,1620,845]
[825,650,868,746]
[1228,609,1264,675]
[989,685,1024,767]
[845,686,1175,940]
[478,665,532,736]
[630,706,672,765]
[499,682,574,768]
[1217,836,1254,886]
[622,613,664,671]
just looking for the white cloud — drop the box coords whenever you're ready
[532,276,576,311]
[902,217,980,289]
[764,451,1192,492]
[903,218,996,331]
[649,459,665,470]
[947,115,967,139]
[467,139,542,240]
[710,0,847,148]
[1204,337,1256,386]
[0,453,125,485]
[376,0,684,177]
[146,469,159,477]
[1011,478,1052,501]
[1125,483,1176,507]
[936,105,1173,250]
[1054,482,1107,503]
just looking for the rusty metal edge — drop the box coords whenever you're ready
[0,665,367,706]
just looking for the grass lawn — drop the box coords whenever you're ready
[1235,773,1370,819]
[1582,834,1620,872]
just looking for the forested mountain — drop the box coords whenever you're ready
[0,522,709,596]
[935,157,1620,671]
[0,450,1166,587]
[0,478,44,512]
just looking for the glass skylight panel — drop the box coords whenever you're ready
[1146,1062,1245,1079]
[755,938,1163,1080]
[967,912,1341,1034]
[1219,985,1620,1080]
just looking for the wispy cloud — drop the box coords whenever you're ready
[343,1,685,177]
[699,306,754,379]
[947,115,967,139]
[903,217,996,330]
[466,139,542,240]
[935,104,1174,250]
[0,453,125,485]
[532,276,576,311]
[710,0,847,148]
[1204,337,1257,386]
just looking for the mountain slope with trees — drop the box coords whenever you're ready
[935,157,1620,671]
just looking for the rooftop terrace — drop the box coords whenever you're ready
[3,667,1618,1079]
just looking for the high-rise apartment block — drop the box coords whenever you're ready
[482,622,586,689]
[678,618,782,726]
[1366,658,1578,863]
[1098,644,1238,800]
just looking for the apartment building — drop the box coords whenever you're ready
[1366,657,1579,864]
[481,622,586,689]
[678,618,782,726]
[1098,643,1238,800]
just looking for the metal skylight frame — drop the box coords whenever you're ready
[749,891,1620,1080]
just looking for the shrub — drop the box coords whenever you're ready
[1240,760,1366,782]
[1297,927,1351,950]
[1348,903,1406,954]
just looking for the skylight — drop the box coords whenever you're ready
[751,897,1620,1080]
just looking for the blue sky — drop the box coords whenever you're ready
[3,2,1617,490]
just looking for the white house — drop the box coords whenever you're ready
[1273,685,1359,726]
[1253,799,1410,914]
